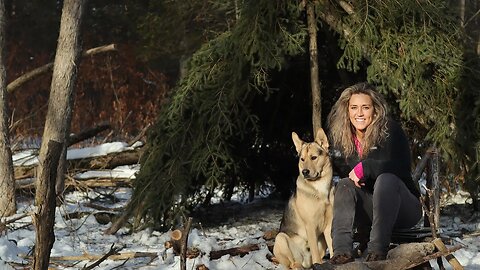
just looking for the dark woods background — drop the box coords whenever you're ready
[5,0,480,230]
[6,1,168,142]
[6,1,327,193]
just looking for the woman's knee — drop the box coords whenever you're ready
[336,177,355,190]
[374,173,401,192]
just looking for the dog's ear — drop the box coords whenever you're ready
[292,132,304,154]
[315,128,329,150]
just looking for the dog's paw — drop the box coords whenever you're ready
[312,262,335,270]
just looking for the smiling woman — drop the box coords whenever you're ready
[320,82,422,267]
[348,94,374,136]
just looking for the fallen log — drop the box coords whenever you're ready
[17,177,133,192]
[14,122,116,179]
[48,251,158,262]
[210,243,274,260]
[14,147,143,180]
[68,147,143,171]
[67,122,111,147]
[316,241,463,270]
[165,229,277,259]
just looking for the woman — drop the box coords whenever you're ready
[326,82,422,264]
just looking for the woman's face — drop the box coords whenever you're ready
[348,93,374,133]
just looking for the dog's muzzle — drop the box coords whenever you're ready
[302,169,320,180]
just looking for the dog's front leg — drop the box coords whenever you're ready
[306,225,323,264]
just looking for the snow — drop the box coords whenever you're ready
[2,142,480,269]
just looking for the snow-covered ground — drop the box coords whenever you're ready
[2,143,479,269]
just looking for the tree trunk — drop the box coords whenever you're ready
[0,0,16,217]
[36,0,88,200]
[33,140,63,270]
[307,0,322,134]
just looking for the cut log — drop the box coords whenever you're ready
[164,229,183,255]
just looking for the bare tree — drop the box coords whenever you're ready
[305,0,322,134]
[34,0,87,269]
[35,0,88,201]
[0,0,16,217]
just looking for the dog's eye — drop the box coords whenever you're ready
[300,158,305,162]
[311,156,317,160]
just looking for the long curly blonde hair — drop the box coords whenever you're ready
[327,82,389,158]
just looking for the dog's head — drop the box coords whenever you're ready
[292,128,330,181]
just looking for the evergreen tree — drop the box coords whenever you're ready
[128,0,306,230]
[125,0,479,230]
[318,0,478,207]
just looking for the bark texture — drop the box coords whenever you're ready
[36,0,88,199]
[0,0,16,217]
[33,140,63,270]
[307,0,322,133]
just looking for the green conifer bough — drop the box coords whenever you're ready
[124,0,480,230]
[128,0,306,230]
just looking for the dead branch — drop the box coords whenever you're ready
[165,229,277,261]
[68,122,112,147]
[403,244,463,269]
[181,217,193,270]
[7,44,117,94]
[83,243,122,270]
[0,212,32,234]
[412,146,435,182]
[327,242,462,270]
[3,212,31,225]
[127,124,150,147]
[49,251,157,262]
[14,146,143,180]
[432,238,464,270]
[17,177,132,191]
[74,147,143,170]
[104,210,131,235]
[83,202,124,212]
[210,243,274,260]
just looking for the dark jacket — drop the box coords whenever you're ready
[334,120,420,198]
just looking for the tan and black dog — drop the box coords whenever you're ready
[273,128,334,269]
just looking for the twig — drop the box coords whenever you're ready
[127,123,151,147]
[3,212,32,225]
[82,243,122,270]
[7,44,117,94]
[403,244,463,269]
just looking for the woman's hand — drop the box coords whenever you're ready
[349,169,365,188]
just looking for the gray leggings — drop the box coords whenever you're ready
[332,173,422,255]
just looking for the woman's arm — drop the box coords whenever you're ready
[361,121,412,183]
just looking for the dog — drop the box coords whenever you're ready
[273,128,334,269]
